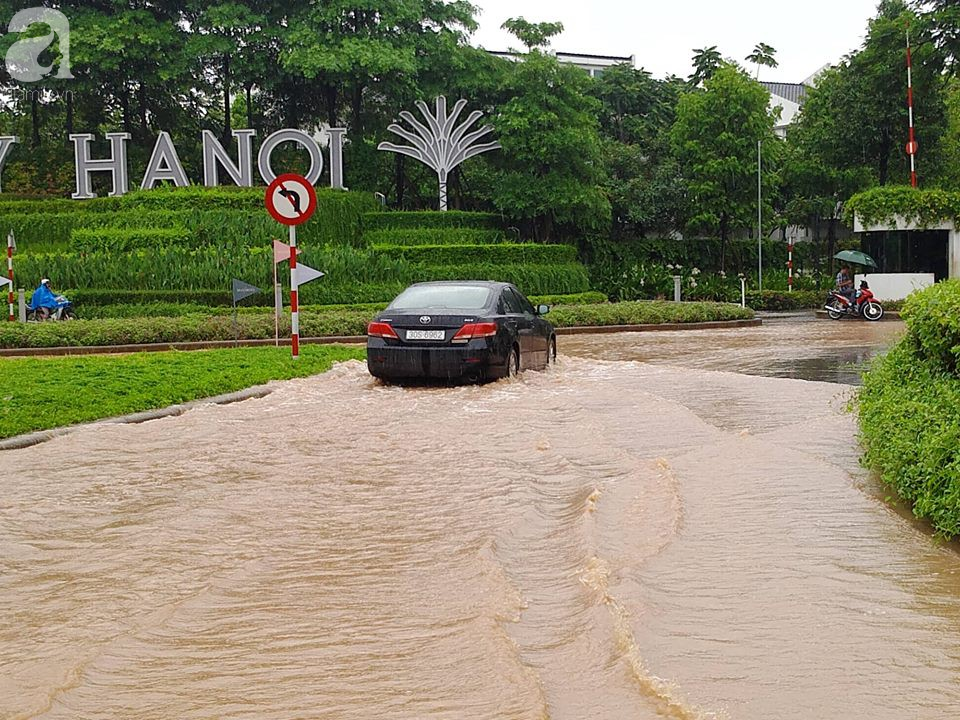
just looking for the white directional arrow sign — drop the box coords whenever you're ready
[295,263,325,287]
[0,276,10,289]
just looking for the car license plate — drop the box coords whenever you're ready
[406,329,445,341]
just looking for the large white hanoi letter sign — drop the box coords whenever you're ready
[378,97,501,211]
[35,128,349,198]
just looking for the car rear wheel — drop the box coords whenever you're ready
[506,346,520,379]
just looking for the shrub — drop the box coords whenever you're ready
[548,300,753,327]
[900,279,960,373]
[859,341,960,537]
[376,243,579,266]
[71,227,193,252]
[363,228,507,246]
[362,210,502,230]
[745,290,823,311]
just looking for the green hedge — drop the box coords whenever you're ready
[858,281,960,537]
[844,185,960,228]
[23,245,590,302]
[899,279,960,373]
[363,228,507,246]
[71,227,193,252]
[375,243,579,266]
[549,300,753,327]
[746,290,823,311]
[1,187,378,251]
[75,292,608,319]
[362,210,502,230]
[0,300,752,348]
[859,342,960,537]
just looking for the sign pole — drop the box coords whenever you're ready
[290,224,299,359]
[787,242,794,293]
[273,249,279,347]
[7,231,14,322]
[232,295,239,347]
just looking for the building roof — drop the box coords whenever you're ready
[489,50,634,67]
[760,82,808,105]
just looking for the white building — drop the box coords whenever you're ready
[488,50,635,77]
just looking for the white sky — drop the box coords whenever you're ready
[469,0,882,82]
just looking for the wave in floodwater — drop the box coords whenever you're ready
[3,348,960,719]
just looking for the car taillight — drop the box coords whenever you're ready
[367,321,399,339]
[451,322,498,344]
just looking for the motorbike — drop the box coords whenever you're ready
[824,281,884,321]
[27,295,76,321]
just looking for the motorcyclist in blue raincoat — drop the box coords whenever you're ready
[29,279,63,318]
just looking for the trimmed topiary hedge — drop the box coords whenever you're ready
[71,227,193,252]
[363,228,507,246]
[1,187,379,252]
[362,210,502,231]
[376,243,579,266]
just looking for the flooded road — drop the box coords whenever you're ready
[5,315,960,719]
[563,312,905,384]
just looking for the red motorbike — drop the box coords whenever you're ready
[824,280,884,321]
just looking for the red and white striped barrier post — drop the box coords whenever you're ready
[787,242,794,293]
[906,28,918,187]
[289,225,299,359]
[7,231,14,322]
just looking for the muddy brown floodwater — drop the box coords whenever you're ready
[4,314,960,720]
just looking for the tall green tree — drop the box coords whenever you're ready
[746,42,778,80]
[489,50,610,242]
[671,63,778,269]
[689,46,722,87]
[793,0,945,186]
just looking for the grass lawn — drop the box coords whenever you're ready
[0,344,365,440]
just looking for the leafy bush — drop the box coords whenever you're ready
[363,228,507,246]
[377,243,578,265]
[745,290,823,311]
[548,300,753,327]
[0,300,752,348]
[900,279,960,373]
[859,341,960,537]
[0,187,378,250]
[844,185,960,228]
[71,227,193,252]
[362,210,502,230]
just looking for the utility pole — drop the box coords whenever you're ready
[758,139,763,292]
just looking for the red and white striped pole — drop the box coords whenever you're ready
[7,231,14,322]
[906,28,918,188]
[787,242,794,293]
[289,225,299,359]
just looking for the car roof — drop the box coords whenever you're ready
[403,281,513,290]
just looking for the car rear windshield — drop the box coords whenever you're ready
[388,285,493,310]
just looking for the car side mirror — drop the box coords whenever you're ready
[536,304,550,315]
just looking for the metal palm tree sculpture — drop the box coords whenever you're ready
[378,96,501,211]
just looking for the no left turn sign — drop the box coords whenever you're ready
[265,173,318,226]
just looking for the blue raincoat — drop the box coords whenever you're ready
[29,283,59,310]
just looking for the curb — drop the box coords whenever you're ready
[813,310,901,320]
[555,318,761,335]
[0,384,273,452]
[0,319,761,358]
[0,335,367,358]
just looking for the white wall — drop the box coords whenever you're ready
[855,273,935,301]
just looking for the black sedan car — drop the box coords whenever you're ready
[366,281,557,382]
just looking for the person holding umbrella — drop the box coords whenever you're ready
[835,265,855,305]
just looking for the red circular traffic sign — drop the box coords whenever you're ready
[265,174,317,226]
[906,140,919,156]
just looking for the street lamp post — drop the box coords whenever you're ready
[757,139,763,293]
